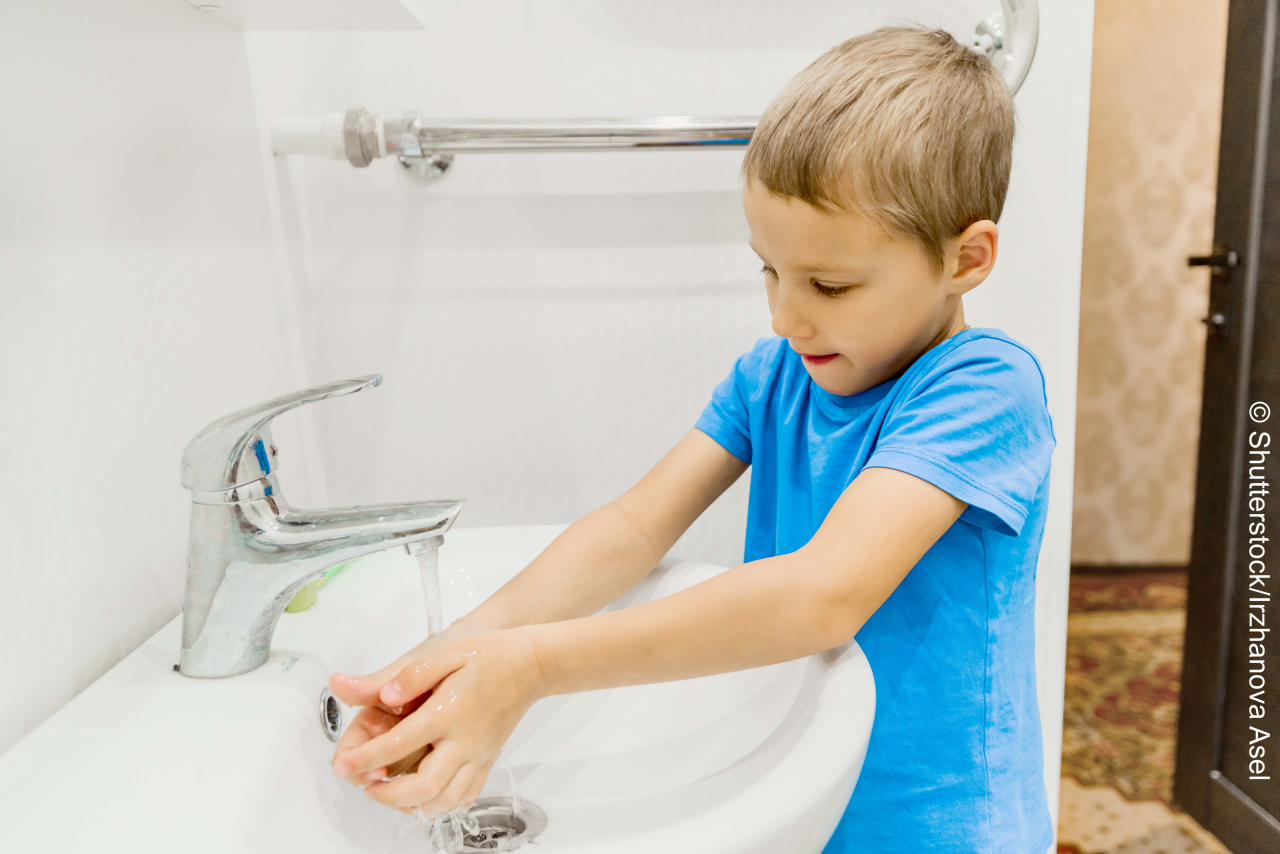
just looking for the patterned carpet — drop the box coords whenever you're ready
[1056,573,1229,854]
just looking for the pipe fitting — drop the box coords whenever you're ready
[342,108,384,167]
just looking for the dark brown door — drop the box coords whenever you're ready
[1175,1,1280,849]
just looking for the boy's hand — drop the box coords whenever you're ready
[329,620,487,715]
[330,629,546,816]
[328,621,490,794]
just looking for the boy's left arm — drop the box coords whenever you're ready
[333,465,965,814]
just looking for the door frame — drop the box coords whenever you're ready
[1175,0,1280,849]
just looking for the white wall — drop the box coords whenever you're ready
[0,1,297,753]
[970,4,1092,838]
[242,0,1091,840]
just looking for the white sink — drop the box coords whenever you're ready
[0,525,874,853]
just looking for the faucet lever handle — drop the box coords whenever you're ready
[180,374,382,492]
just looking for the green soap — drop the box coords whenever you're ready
[285,578,324,613]
[324,561,353,584]
[285,561,355,613]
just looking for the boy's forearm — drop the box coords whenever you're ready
[455,501,665,632]
[518,466,967,697]
[521,550,860,696]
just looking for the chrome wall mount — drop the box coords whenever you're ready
[178,375,464,678]
[269,0,1039,178]
[969,0,1039,95]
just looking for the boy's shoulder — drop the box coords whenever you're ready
[909,327,1051,411]
[891,327,1058,453]
[929,326,1045,371]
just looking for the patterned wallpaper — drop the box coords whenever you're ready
[1071,0,1230,565]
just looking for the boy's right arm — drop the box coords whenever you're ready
[459,427,748,632]
[331,428,747,714]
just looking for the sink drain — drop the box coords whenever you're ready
[456,798,546,852]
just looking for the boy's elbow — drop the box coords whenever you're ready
[806,575,868,650]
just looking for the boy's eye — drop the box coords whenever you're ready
[760,264,777,278]
[813,282,853,297]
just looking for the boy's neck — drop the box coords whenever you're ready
[876,305,970,390]
[931,303,970,347]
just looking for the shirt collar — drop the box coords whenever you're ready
[809,370,898,419]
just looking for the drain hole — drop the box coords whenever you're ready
[456,798,545,852]
[320,689,342,742]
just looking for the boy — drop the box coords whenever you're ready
[329,25,1056,853]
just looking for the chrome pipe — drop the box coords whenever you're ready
[269,0,1038,168]
[382,116,756,155]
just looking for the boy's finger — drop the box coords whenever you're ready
[333,708,448,776]
[384,743,431,778]
[379,652,465,707]
[335,707,392,759]
[364,748,467,810]
[333,707,401,783]
[330,668,402,707]
[331,637,446,706]
[406,761,476,817]
[390,690,431,718]
[468,754,498,800]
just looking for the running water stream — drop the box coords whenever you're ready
[411,536,446,638]
[408,538,525,852]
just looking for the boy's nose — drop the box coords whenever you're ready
[770,280,811,340]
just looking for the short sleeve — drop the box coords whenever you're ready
[694,340,775,465]
[864,341,1056,537]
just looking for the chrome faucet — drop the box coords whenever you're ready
[177,375,463,678]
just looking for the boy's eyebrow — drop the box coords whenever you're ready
[749,242,861,274]
[748,242,771,265]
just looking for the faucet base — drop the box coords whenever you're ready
[178,656,268,680]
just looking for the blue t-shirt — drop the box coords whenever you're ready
[694,327,1056,854]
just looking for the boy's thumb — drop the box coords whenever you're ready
[330,642,436,707]
[329,670,394,707]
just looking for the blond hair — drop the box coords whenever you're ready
[742,26,1015,271]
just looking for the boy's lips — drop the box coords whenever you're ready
[800,352,839,366]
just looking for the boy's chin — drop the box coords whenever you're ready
[803,361,888,398]
[805,369,860,397]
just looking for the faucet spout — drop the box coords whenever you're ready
[176,375,466,678]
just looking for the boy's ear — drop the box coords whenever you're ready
[949,220,998,293]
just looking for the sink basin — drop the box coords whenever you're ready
[0,525,874,852]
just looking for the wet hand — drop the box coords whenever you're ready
[328,622,488,793]
[328,621,486,716]
[329,629,546,816]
